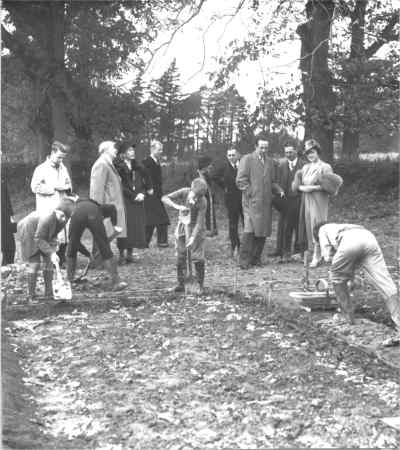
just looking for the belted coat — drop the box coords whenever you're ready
[236,152,282,237]
[90,154,127,238]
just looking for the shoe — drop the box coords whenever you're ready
[158,243,169,248]
[251,260,266,267]
[309,258,322,268]
[381,335,400,347]
[267,251,281,257]
[174,284,185,293]
[112,281,128,291]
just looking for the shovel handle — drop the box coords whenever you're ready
[53,260,63,281]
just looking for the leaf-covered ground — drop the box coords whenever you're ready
[3,189,399,449]
[5,296,400,449]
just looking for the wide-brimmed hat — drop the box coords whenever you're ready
[304,139,321,154]
[197,156,212,170]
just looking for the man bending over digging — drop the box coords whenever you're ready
[162,178,208,294]
[314,222,400,346]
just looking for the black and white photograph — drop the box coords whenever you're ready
[1,0,399,448]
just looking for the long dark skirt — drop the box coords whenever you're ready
[121,200,147,249]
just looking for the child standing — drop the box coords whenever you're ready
[162,178,208,293]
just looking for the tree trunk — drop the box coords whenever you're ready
[297,0,335,161]
[47,1,69,143]
[342,0,366,160]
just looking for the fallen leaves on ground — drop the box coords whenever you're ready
[6,295,400,449]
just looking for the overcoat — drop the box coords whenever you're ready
[236,152,281,237]
[114,157,152,248]
[90,154,127,238]
[142,156,170,227]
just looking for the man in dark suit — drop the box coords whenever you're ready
[271,143,305,263]
[142,139,170,247]
[213,148,243,257]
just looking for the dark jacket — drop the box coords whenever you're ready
[114,157,152,203]
[142,156,163,198]
[213,159,242,212]
[273,157,305,213]
[1,177,16,264]
[142,156,170,226]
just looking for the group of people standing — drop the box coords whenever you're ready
[3,134,399,343]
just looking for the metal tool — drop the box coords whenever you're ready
[53,260,72,300]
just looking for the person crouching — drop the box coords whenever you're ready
[66,198,127,291]
[17,198,76,303]
[162,178,208,294]
[314,222,399,345]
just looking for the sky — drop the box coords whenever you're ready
[118,0,302,108]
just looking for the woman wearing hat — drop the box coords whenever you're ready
[114,142,153,263]
[292,139,334,267]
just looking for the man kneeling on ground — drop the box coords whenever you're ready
[162,178,208,294]
[66,198,127,291]
[18,198,76,303]
[314,222,400,345]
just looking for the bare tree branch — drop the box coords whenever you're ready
[365,12,399,58]
[116,0,208,88]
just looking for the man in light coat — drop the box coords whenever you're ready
[236,134,284,269]
[90,141,126,238]
[31,141,72,215]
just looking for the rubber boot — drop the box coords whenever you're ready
[118,249,125,265]
[27,271,38,303]
[333,282,354,324]
[43,269,54,300]
[174,259,186,292]
[104,258,127,291]
[310,244,322,268]
[385,294,400,331]
[194,261,205,294]
[66,257,77,282]
[125,248,134,264]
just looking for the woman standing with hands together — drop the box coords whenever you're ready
[114,142,153,264]
[292,139,334,268]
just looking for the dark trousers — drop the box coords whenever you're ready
[239,232,266,267]
[276,197,301,256]
[146,224,168,246]
[227,206,243,251]
[1,233,15,265]
[68,211,113,261]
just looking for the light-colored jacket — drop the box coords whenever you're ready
[30,158,72,215]
[236,152,282,237]
[90,154,127,238]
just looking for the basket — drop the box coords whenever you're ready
[289,291,337,310]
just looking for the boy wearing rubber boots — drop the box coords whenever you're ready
[17,198,75,303]
[162,178,208,294]
[314,222,400,344]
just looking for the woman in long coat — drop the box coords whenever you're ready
[292,139,333,267]
[114,142,153,263]
[90,141,127,239]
